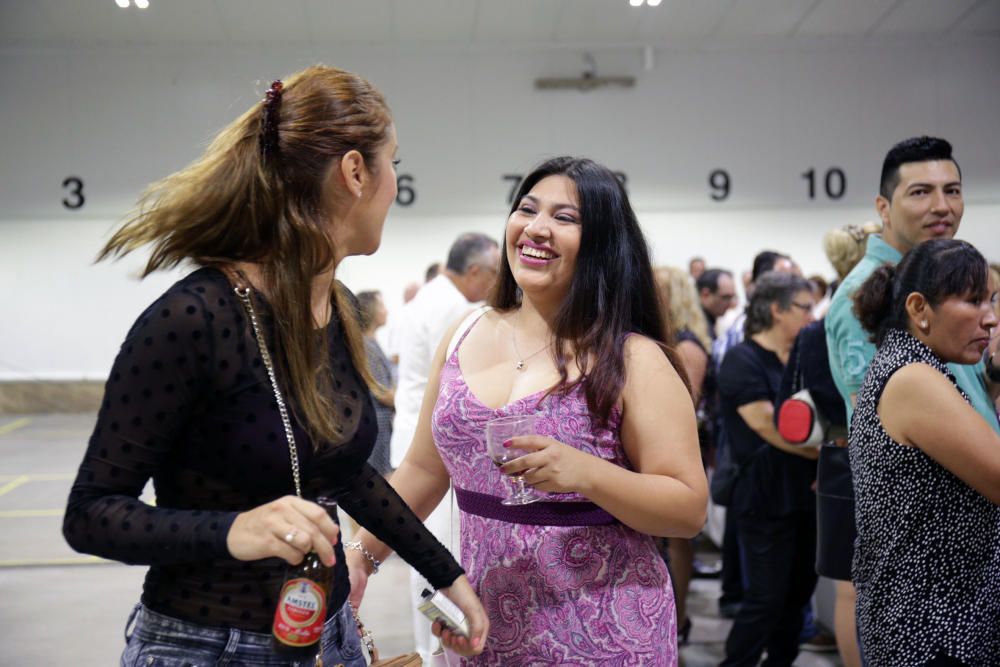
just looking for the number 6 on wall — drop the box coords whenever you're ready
[396,174,415,207]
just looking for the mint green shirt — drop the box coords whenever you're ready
[825,234,1000,434]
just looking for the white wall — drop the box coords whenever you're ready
[2,36,999,379]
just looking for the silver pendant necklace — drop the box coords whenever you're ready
[511,309,552,371]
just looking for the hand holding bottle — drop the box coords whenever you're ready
[226,495,340,566]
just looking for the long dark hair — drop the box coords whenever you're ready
[97,65,392,446]
[489,156,690,424]
[854,239,988,346]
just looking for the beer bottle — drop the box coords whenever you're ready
[271,501,336,660]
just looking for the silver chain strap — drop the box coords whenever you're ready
[232,283,302,498]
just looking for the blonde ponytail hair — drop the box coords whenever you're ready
[823,221,882,279]
[98,65,393,447]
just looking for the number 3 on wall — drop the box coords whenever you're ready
[62,176,85,210]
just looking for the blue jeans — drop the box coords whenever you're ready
[121,602,365,666]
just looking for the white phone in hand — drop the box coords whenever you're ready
[418,588,469,637]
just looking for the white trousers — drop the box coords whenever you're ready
[410,489,460,662]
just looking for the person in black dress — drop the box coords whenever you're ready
[718,271,820,667]
[850,239,1000,666]
[355,290,394,477]
[62,65,487,666]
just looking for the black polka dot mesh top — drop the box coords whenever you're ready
[849,328,1000,666]
[63,268,462,632]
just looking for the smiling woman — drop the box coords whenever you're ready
[347,156,708,666]
[850,238,1000,666]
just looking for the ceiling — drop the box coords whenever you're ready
[3,0,999,50]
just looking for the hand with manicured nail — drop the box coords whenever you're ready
[500,435,600,495]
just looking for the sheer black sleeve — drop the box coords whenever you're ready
[63,284,238,564]
[337,465,463,590]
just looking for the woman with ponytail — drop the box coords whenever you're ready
[850,238,1000,666]
[62,65,487,665]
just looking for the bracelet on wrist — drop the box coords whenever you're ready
[986,352,1000,383]
[345,541,381,574]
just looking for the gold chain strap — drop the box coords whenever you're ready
[348,602,381,663]
[228,271,302,498]
[227,268,396,667]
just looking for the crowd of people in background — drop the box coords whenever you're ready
[362,136,1000,667]
[62,59,999,667]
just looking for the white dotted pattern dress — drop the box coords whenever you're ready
[850,329,1000,666]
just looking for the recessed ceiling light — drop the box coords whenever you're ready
[115,0,129,8]
[135,0,149,8]
[629,0,643,6]
[647,0,663,5]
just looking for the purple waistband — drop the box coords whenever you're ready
[454,487,618,526]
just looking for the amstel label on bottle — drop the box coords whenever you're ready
[273,578,327,647]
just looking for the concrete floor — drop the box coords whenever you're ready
[0,414,843,666]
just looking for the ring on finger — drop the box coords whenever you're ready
[284,529,298,544]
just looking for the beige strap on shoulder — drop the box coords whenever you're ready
[446,305,492,360]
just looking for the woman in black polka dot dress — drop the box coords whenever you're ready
[62,66,487,666]
[850,239,1000,666]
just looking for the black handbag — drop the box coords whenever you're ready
[815,441,856,581]
[709,439,740,507]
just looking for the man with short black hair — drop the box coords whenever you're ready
[697,268,736,340]
[424,262,441,283]
[827,136,993,430]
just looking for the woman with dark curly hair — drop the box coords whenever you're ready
[850,238,1000,666]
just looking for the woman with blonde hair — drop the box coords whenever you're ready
[655,265,713,645]
[811,220,880,667]
[62,65,486,665]
[823,221,882,284]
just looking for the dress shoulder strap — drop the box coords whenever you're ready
[446,305,492,360]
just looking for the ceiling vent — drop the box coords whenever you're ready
[534,53,635,92]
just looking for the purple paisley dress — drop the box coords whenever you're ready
[431,317,678,666]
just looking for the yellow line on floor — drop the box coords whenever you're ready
[0,473,75,482]
[0,476,30,497]
[0,556,111,568]
[0,509,64,518]
[27,473,75,481]
[0,417,31,437]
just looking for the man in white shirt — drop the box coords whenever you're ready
[381,282,421,369]
[389,232,499,661]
